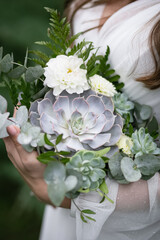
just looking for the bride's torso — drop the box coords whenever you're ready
[73,0,160,122]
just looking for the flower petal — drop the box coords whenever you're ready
[67,138,85,151]
[101,95,114,112]
[40,113,55,134]
[44,90,56,104]
[38,99,54,117]
[102,110,115,132]
[105,124,122,146]
[29,99,41,113]
[114,113,123,128]
[87,114,106,134]
[29,112,40,127]
[56,109,68,128]
[72,97,89,116]
[86,133,111,149]
[54,96,70,120]
[87,95,105,115]
[84,112,97,129]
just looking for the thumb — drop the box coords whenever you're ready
[7,125,21,145]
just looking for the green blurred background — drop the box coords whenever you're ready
[0,1,65,239]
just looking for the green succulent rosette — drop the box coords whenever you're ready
[131,127,160,157]
[66,150,106,191]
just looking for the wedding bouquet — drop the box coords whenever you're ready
[0,8,160,223]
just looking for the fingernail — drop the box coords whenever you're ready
[7,125,17,136]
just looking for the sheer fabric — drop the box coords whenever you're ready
[40,0,160,239]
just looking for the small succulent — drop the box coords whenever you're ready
[29,90,122,155]
[18,122,46,152]
[113,93,134,121]
[131,127,160,157]
[66,150,106,190]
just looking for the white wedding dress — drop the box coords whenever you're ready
[39,0,160,239]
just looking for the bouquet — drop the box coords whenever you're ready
[0,8,160,223]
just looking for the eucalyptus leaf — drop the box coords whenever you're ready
[147,117,159,135]
[0,112,10,129]
[140,105,152,120]
[108,153,124,179]
[0,119,14,138]
[0,54,13,73]
[44,161,66,183]
[8,65,26,79]
[25,65,44,82]
[121,157,141,182]
[22,144,34,152]
[48,179,66,207]
[0,95,7,113]
[135,154,160,175]
[15,106,28,127]
[64,175,78,192]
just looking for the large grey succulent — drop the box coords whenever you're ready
[29,90,123,155]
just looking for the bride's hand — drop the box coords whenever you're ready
[3,125,71,208]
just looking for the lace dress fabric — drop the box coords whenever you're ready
[39,0,160,239]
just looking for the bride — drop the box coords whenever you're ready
[3,0,160,239]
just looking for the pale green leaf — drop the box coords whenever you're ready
[25,65,44,82]
[121,157,141,182]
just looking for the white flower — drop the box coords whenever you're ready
[117,134,133,155]
[44,55,89,96]
[89,74,117,97]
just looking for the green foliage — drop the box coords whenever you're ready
[131,127,160,158]
[44,161,78,206]
[34,7,82,62]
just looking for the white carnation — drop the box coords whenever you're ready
[89,74,117,97]
[44,55,89,96]
[117,134,133,155]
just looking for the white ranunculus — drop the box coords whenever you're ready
[117,134,133,155]
[44,55,89,96]
[89,74,117,97]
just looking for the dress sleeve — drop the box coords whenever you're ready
[70,177,119,240]
[70,173,160,240]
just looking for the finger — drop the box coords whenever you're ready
[3,136,22,169]
[7,125,38,162]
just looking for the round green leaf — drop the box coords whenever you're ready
[121,157,141,182]
[0,95,7,114]
[108,153,124,179]
[15,106,28,127]
[25,65,44,82]
[135,154,160,175]
[140,105,152,120]
[48,179,66,207]
[64,175,78,192]
[8,65,26,79]
[44,161,66,183]
[0,54,13,73]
